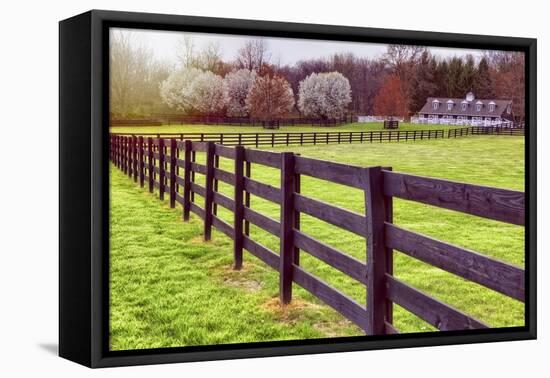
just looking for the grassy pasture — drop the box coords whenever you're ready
[110,121,465,135]
[110,135,524,350]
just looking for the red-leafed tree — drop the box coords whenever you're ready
[373,75,408,117]
[246,74,295,121]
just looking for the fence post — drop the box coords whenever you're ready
[233,145,245,270]
[132,135,138,182]
[114,136,118,167]
[126,137,130,175]
[120,137,123,171]
[122,137,127,174]
[294,154,301,266]
[279,152,296,304]
[213,154,219,216]
[363,166,392,335]
[203,142,215,241]
[191,151,196,203]
[118,136,122,168]
[169,139,177,208]
[129,137,134,178]
[183,140,192,221]
[159,138,166,200]
[244,160,251,236]
[138,136,144,187]
[147,138,154,193]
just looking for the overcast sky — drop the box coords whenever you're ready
[111,27,490,66]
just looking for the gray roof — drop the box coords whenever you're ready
[419,97,512,117]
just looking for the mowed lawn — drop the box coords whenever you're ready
[110,121,464,135]
[110,135,525,351]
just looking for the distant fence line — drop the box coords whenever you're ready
[111,114,355,127]
[111,126,524,148]
[357,115,405,123]
[109,135,525,335]
[410,116,522,128]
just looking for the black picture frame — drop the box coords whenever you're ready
[59,9,537,368]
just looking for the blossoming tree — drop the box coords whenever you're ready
[298,71,352,119]
[223,69,257,117]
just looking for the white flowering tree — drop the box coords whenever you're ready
[298,71,352,119]
[223,69,257,116]
[188,71,225,115]
[159,67,202,112]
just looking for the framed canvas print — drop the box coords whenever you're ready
[59,9,536,368]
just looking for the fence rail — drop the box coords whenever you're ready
[111,126,523,148]
[109,135,525,335]
[111,114,355,127]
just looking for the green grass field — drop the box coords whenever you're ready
[110,121,464,135]
[109,135,524,351]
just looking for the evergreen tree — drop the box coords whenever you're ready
[410,51,438,112]
[447,57,464,97]
[475,57,495,98]
[434,59,449,97]
[459,55,478,96]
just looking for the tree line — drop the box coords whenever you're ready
[110,31,525,121]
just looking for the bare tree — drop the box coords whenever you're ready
[382,44,426,114]
[110,31,156,117]
[176,36,197,68]
[235,39,271,74]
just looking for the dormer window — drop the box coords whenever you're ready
[461,102,467,111]
[447,100,454,110]
[476,101,483,111]
[432,99,440,110]
[489,101,496,112]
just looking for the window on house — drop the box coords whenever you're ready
[461,103,467,111]
[447,103,453,110]
[476,104,482,111]
[433,101,439,110]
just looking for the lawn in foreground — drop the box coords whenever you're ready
[110,121,464,135]
[110,135,524,350]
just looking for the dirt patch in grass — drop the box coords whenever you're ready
[216,264,264,292]
[261,297,323,324]
[189,235,206,245]
[313,319,355,338]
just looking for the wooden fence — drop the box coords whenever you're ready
[111,126,523,149]
[109,135,525,335]
[111,129,447,148]
[448,126,525,138]
[112,114,354,127]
